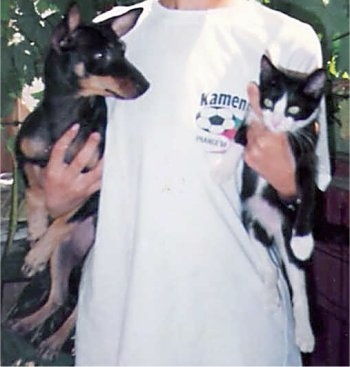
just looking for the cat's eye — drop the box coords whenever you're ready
[263,98,274,109]
[287,106,300,115]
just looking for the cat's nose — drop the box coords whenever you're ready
[271,118,283,131]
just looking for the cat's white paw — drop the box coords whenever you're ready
[291,234,314,261]
[294,302,315,353]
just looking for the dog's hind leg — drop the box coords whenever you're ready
[9,216,95,343]
[9,237,78,335]
[38,215,95,360]
[39,306,77,361]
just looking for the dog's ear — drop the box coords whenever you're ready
[66,3,81,33]
[106,8,143,38]
[51,3,81,53]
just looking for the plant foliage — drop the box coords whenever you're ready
[0,0,143,118]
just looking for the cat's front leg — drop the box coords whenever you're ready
[291,152,317,260]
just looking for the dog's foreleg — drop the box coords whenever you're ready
[23,164,49,245]
[22,212,77,277]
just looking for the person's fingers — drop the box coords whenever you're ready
[245,121,268,153]
[86,179,103,196]
[69,132,101,175]
[244,122,274,171]
[247,82,263,121]
[49,124,80,167]
[80,158,104,189]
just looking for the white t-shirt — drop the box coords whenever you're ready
[76,1,330,365]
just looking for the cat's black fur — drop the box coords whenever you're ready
[235,55,326,353]
[236,55,326,262]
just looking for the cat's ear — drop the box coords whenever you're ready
[260,55,278,83]
[260,55,276,73]
[303,69,327,100]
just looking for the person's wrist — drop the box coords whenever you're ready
[279,192,300,211]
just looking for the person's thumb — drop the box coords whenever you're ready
[247,82,263,122]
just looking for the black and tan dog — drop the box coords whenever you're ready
[7,3,149,360]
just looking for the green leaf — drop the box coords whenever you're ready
[17,0,38,17]
[337,36,349,73]
[35,0,60,15]
[0,0,12,21]
[17,14,43,41]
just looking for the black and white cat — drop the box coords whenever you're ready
[235,55,326,353]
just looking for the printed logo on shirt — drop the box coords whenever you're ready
[195,91,247,152]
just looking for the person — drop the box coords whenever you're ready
[42,0,331,365]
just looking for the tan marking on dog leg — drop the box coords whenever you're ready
[9,259,65,333]
[8,295,62,335]
[23,163,42,187]
[22,212,77,277]
[20,137,48,160]
[13,235,78,334]
[26,187,49,243]
[23,164,49,244]
[39,307,77,360]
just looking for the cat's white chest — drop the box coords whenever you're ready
[245,177,282,236]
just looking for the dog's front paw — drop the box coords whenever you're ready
[22,245,51,277]
[39,337,63,361]
[22,261,47,277]
[27,216,49,245]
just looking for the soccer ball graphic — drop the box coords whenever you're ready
[196,106,235,135]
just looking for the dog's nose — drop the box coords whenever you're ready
[136,79,150,95]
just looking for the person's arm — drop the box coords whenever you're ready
[244,82,297,200]
[42,124,103,218]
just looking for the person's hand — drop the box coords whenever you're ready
[43,124,103,218]
[244,82,297,199]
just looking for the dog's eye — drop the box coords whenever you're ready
[93,52,104,60]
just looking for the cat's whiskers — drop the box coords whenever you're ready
[291,126,317,153]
